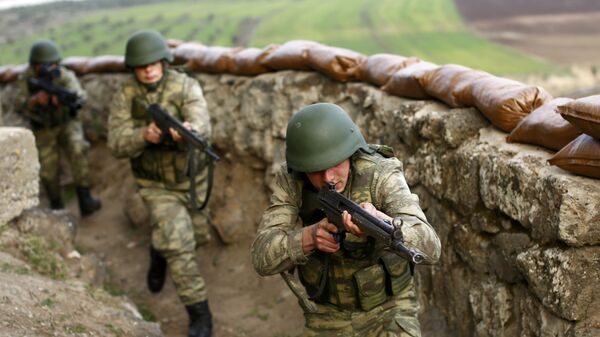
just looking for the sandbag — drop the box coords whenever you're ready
[470,76,552,132]
[85,55,126,73]
[260,40,321,71]
[557,95,600,140]
[419,64,490,108]
[172,42,207,66]
[166,38,185,49]
[507,98,581,151]
[0,64,27,83]
[186,46,238,73]
[381,61,438,99]
[228,45,277,76]
[62,56,90,75]
[305,44,365,82]
[356,53,420,87]
[548,134,600,179]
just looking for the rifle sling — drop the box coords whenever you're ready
[307,253,330,301]
[188,144,215,211]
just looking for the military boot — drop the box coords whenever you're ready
[75,186,102,217]
[147,246,167,293]
[49,196,64,210]
[185,300,212,337]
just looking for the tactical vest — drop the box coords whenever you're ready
[297,145,412,311]
[128,71,205,187]
[25,67,74,129]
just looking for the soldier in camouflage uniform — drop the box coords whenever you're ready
[107,30,213,337]
[251,103,441,337]
[16,39,101,216]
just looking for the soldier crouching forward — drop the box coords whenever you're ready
[251,103,441,337]
[16,39,101,216]
[107,30,214,337]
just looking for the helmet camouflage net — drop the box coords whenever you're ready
[286,103,368,173]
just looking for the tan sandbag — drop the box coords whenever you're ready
[507,98,581,151]
[186,46,238,73]
[166,38,185,49]
[355,54,420,87]
[381,61,438,99]
[0,64,27,83]
[260,40,321,71]
[420,64,490,108]
[470,76,552,132]
[172,42,207,66]
[62,56,90,75]
[228,45,277,76]
[548,134,600,179]
[557,95,600,140]
[304,45,365,82]
[85,55,126,73]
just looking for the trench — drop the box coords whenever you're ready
[2,69,598,337]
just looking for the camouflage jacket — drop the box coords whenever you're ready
[107,69,210,190]
[251,147,441,276]
[16,65,86,128]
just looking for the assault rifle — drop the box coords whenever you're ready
[27,77,83,115]
[148,103,220,161]
[318,184,425,264]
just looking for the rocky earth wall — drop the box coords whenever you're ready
[0,127,38,225]
[1,71,599,337]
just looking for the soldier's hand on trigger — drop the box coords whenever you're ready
[302,218,340,254]
[169,121,192,142]
[342,202,392,237]
[143,121,162,144]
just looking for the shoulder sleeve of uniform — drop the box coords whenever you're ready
[59,67,87,100]
[180,73,211,139]
[251,168,308,276]
[107,81,147,158]
[374,157,441,264]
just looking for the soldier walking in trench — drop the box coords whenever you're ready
[107,30,213,337]
[252,103,441,337]
[16,39,101,217]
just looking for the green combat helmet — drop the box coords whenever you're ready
[125,30,173,68]
[286,103,368,173]
[29,39,61,64]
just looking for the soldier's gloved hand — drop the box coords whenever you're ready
[169,121,192,142]
[302,218,340,254]
[28,91,49,107]
[143,122,163,144]
[342,202,392,237]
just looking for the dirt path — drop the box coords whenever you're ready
[70,144,304,337]
[454,0,600,65]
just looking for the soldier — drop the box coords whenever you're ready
[251,103,441,337]
[17,39,101,216]
[107,30,213,337]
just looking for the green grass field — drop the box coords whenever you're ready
[1,0,552,75]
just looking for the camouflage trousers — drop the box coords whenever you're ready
[33,119,90,201]
[302,281,421,337]
[139,181,211,305]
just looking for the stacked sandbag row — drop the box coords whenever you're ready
[0,38,597,179]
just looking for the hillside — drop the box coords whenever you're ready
[0,0,551,75]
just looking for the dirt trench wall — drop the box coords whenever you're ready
[1,71,600,337]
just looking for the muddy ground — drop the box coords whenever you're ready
[454,0,600,65]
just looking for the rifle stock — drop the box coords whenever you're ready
[318,184,425,264]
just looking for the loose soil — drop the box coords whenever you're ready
[454,0,600,64]
[69,143,304,337]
